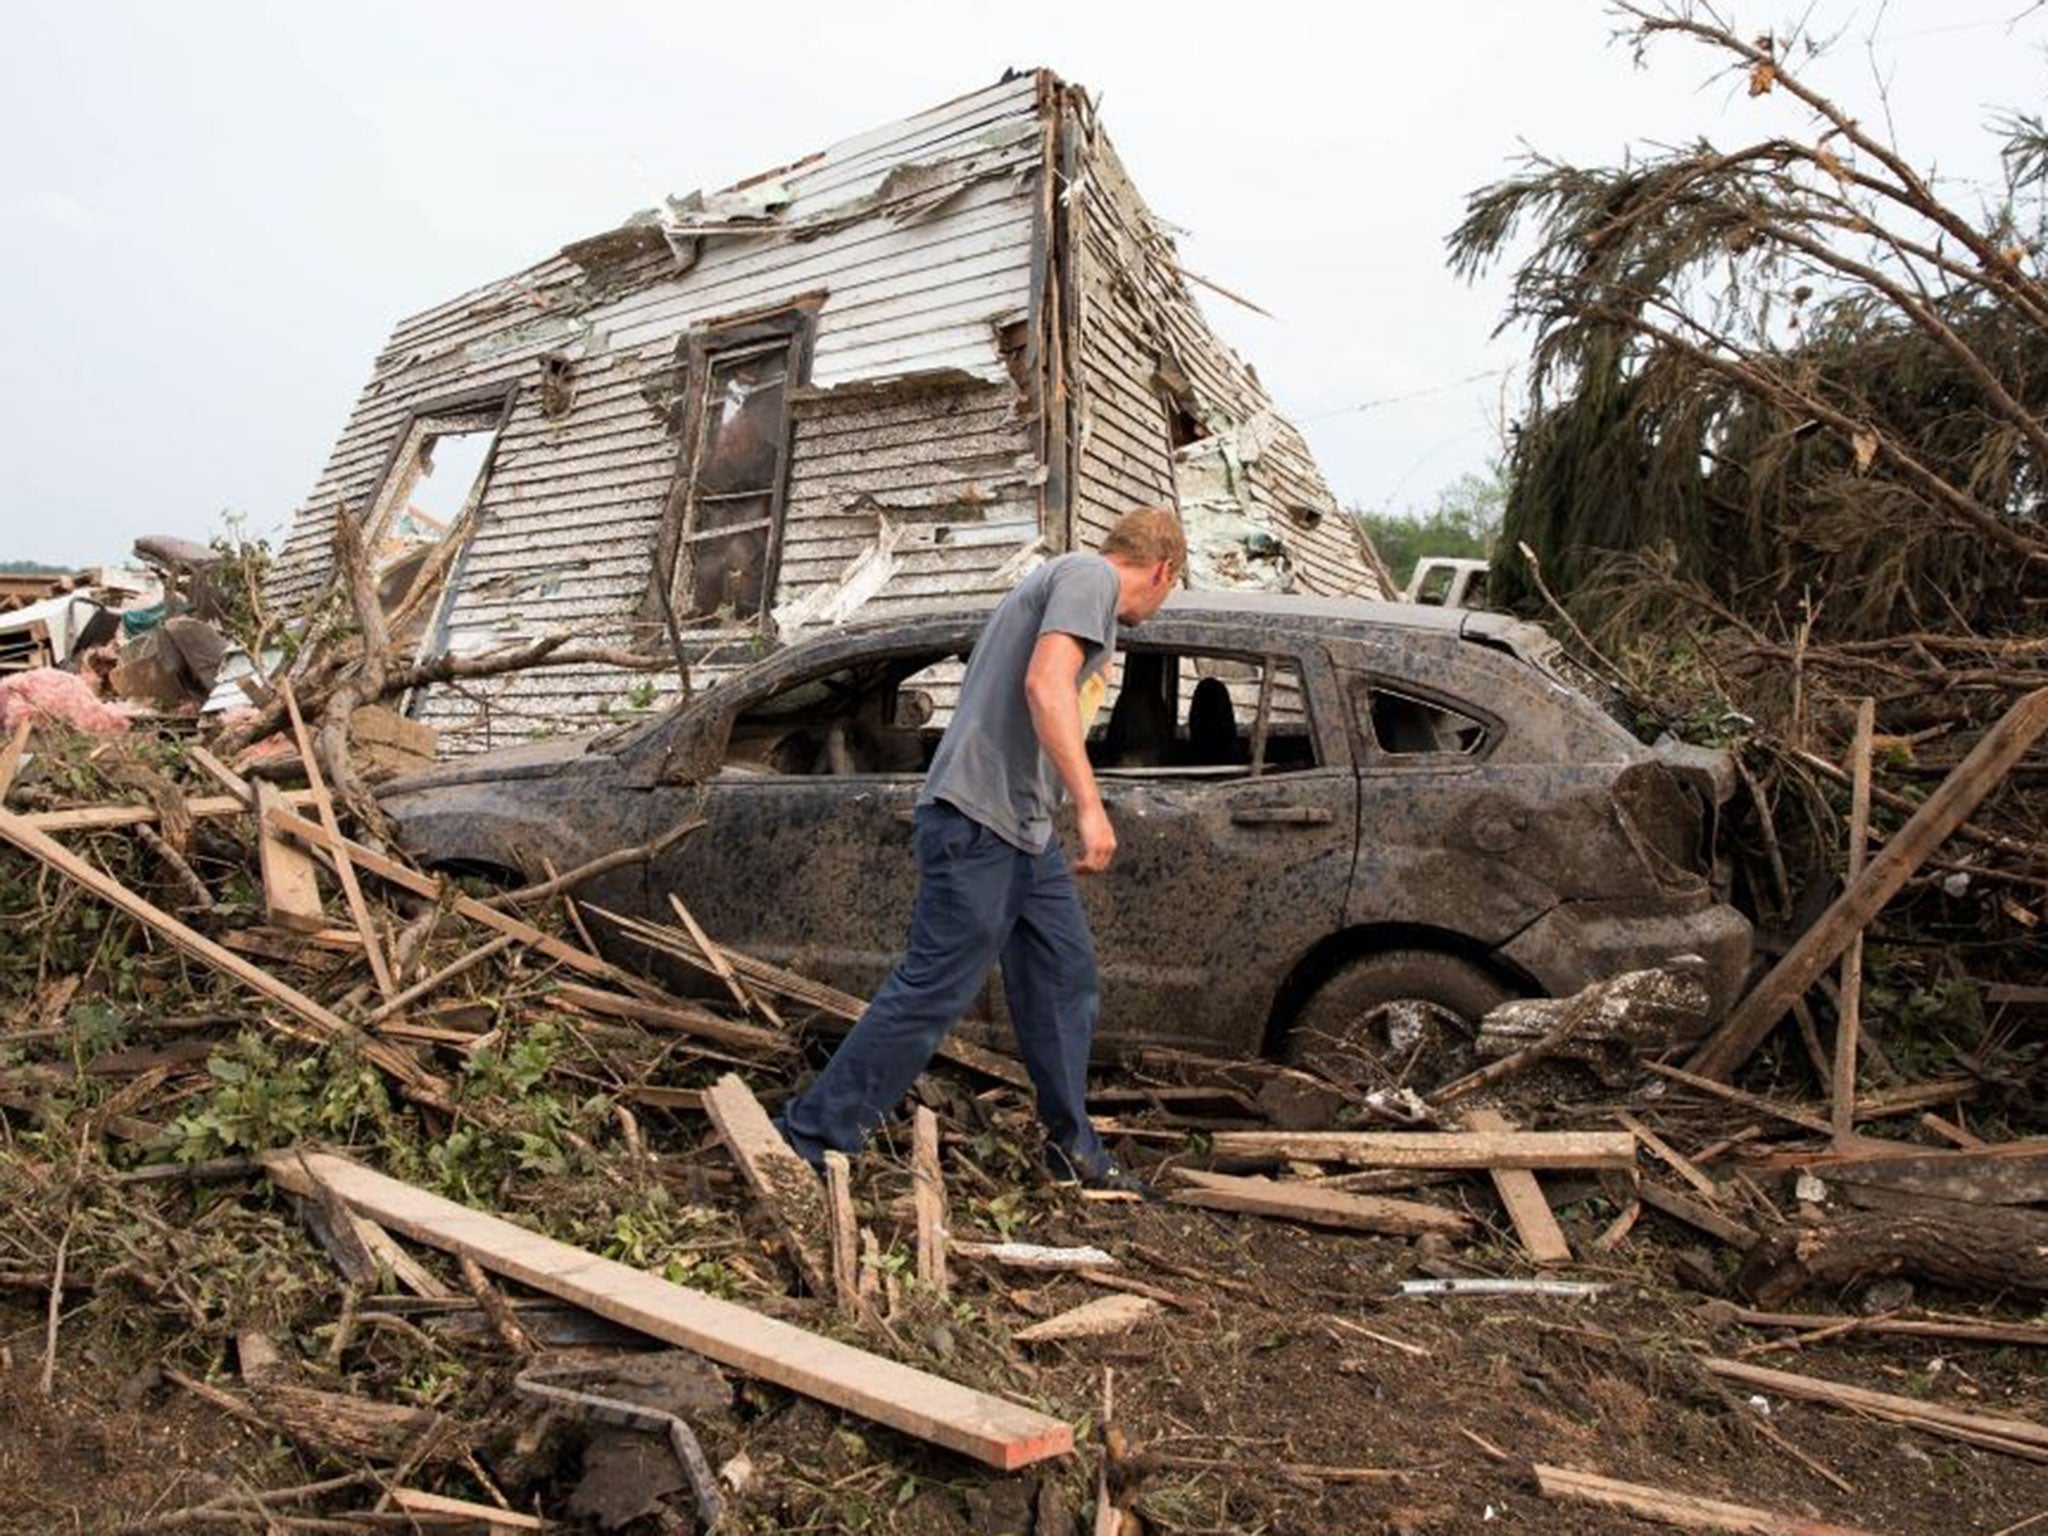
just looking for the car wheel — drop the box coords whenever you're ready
[1284,948,1513,1092]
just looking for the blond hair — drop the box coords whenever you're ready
[1101,506,1187,573]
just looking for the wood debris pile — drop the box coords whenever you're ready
[2,674,2047,1533]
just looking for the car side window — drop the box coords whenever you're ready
[1090,649,1317,777]
[1357,681,1492,760]
[722,652,959,776]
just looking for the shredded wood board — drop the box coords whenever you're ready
[1204,1129,1636,1170]
[1168,1169,1469,1237]
[264,1151,1072,1470]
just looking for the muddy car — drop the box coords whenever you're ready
[380,593,1751,1084]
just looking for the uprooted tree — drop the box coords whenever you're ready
[1448,5,2048,1057]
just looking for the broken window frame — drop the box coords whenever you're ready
[355,381,520,671]
[648,301,822,636]
[1351,676,1499,768]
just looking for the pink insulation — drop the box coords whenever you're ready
[0,668,132,735]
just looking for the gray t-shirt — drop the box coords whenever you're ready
[919,553,1120,852]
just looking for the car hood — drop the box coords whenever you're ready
[376,733,604,796]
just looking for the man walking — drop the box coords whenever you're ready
[775,507,1187,1194]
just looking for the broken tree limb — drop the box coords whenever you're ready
[281,679,396,999]
[1737,1205,2048,1306]
[1465,1108,1571,1266]
[1702,1356,2048,1462]
[1690,687,2048,1079]
[262,1150,1072,1470]
[1833,697,1876,1143]
[1203,1129,1635,1171]
[1168,1168,1470,1238]
[1532,1463,1884,1535]
[0,807,446,1101]
[912,1105,948,1296]
[484,820,703,911]
[702,1074,833,1298]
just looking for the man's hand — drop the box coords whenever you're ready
[1025,633,1116,872]
[1074,801,1117,875]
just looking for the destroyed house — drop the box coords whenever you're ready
[270,70,1389,749]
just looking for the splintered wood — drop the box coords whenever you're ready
[702,1074,834,1299]
[912,1104,949,1296]
[1205,1129,1636,1170]
[1014,1294,1162,1344]
[263,1151,1072,1470]
[1168,1169,1470,1238]
[1464,1108,1571,1266]
[1534,1464,1886,1535]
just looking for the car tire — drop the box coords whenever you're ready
[1284,948,1514,1092]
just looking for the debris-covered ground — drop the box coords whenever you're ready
[3,704,2048,1536]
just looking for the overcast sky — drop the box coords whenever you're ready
[0,2,2040,568]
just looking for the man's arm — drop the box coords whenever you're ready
[1024,632,1115,873]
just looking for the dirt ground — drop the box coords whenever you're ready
[3,1124,2045,1536]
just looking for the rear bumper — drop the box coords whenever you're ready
[1496,896,1754,1025]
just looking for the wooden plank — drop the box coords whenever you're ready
[255,780,326,934]
[1639,1181,1760,1250]
[21,788,319,832]
[1708,1303,2048,1350]
[1833,697,1876,1143]
[1465,1109,1571,1266]
[0,718,31,802]
[184,744,253,802]
[950,1241,1118,1271]
[1617,1112,1720,1200]
[823,1151,862,1320]
[0,807,445,1100]
[1013,1294,1161,1344]
[1818,1146,2048,1207]
[702,1074,834,1299]
[1642,1062,1834,1137]
[912,1105,948,1296]
[387,1487,549,1531]
[668,892,785,1029]
[548,981,794,1057]
[264,1150,1071,1470]
[1168,1169,1471,1237]
[1691,687,2048,1079]
[355,1212,456,1300]
[1533,1463,1885,1535]
[1703,1356,2048,1459]
[280,681,396,999]
[1203,1129,1636,1171]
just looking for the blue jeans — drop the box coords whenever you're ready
[777,800,1109,1169]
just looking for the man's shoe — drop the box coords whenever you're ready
[1044,1142,1158,1203]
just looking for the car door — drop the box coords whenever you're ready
[1019,634,1358,1057]
[640,644,967,1011]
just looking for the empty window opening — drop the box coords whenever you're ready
[1090,650,1315,776]
[1363,684,1490,758]
[359,401,508,657]
[657,307,815,631]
